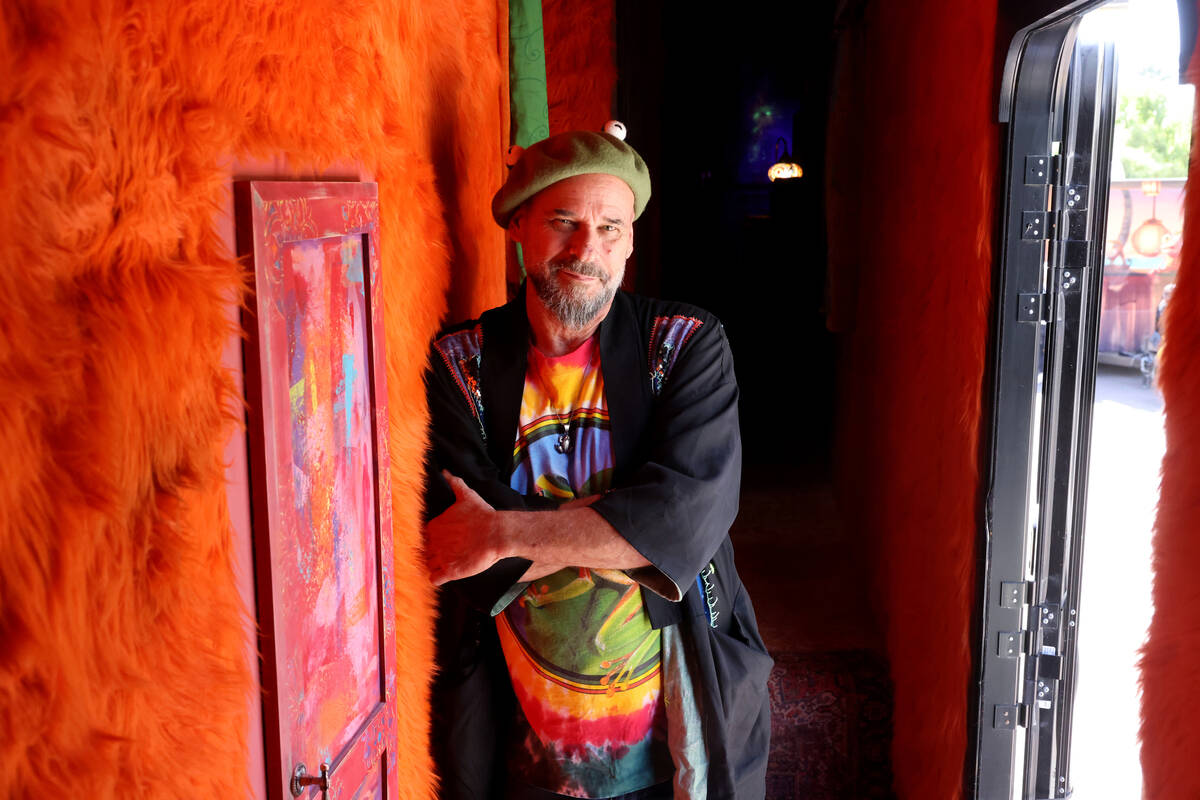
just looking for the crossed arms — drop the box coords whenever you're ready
[424,475,649,585]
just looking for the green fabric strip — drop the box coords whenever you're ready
[509,0,550,148]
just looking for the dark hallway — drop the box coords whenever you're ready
[611,4,894,793]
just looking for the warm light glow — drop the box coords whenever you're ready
[1140,180,1162,197]
[1130,218,1169,256]
[768,162,803,181]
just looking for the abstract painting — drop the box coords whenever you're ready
[239,181,396,800]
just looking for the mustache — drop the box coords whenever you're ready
[548,258,606,279]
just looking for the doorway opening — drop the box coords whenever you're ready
[973,0,1188,797]
[1071,1,1187,796]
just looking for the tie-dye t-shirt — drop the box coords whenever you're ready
[498,336,672,798]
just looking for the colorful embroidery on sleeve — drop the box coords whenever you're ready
[647,315,703,396]
[433,325,486,442]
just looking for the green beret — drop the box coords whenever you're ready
[491,130,651,227]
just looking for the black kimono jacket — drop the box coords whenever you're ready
[425,289,773,799]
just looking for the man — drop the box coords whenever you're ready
[424,125,771,800]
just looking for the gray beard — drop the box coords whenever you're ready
[529,259,619,330]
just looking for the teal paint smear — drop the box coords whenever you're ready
[342,353,357,447]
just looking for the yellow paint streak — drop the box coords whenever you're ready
[289,376,305,411]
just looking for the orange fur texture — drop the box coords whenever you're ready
[0,0,507,795]
[1138,83,1200,800]
[543,0,617,134]
[826,1,998,797]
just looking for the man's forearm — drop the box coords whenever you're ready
[494,507,650,571]
[504,508,678,598]
[425,474,654,586]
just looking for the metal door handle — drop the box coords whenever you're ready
[290,762,329,798]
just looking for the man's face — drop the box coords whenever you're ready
[509,173,635,330]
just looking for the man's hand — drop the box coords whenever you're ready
[424,471,502,585]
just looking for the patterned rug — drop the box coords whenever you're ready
[765,650,894,799]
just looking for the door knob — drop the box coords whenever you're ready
[290,762,329,798]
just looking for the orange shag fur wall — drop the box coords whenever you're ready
[0,0,506,795]
[1139,81,1200,800]
[826,1,998,797]
[543,0,616,134]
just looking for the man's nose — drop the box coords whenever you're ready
[567,225,599,259]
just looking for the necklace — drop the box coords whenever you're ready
[531,339,596,457]
[555,423,572,455]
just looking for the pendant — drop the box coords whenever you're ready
[555,429,571,454]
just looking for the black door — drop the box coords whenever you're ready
[974,7,1118,798]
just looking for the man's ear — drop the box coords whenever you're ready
[507,207,525,244]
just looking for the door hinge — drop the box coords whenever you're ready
[994,703,1029,730]
[1000,580,1033,608]
[1022,211,1048,240]
[998,630,1031,657]
[1036,651,1063,680]
[1039,603,1061,629]
[1061,184,1087,210]
[1033,675,1057,708]
[1025,154,1060,184]
[1018,292,1048,323]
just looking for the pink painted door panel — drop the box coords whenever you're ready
[240,181,397,800]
